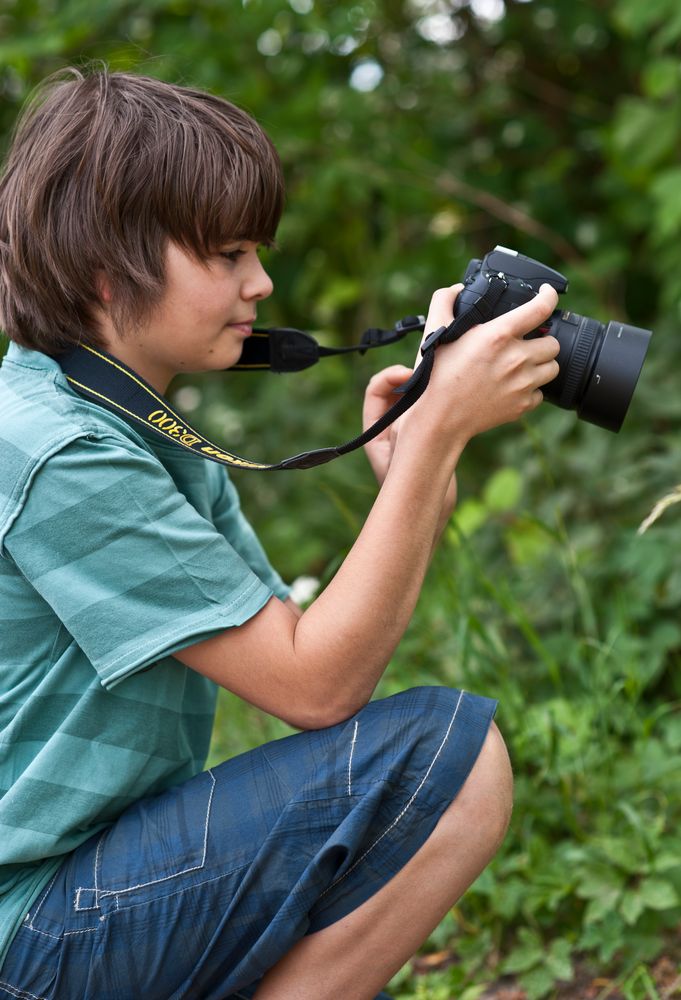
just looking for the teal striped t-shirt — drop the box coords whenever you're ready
[0,342,290,968]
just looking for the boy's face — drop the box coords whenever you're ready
[100,240,273,392]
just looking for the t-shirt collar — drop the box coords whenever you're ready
[2,341,71,386]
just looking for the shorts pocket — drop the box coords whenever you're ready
[75,769,216,911]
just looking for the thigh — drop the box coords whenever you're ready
[0,685,496,1000]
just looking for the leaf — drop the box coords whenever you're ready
[575,865,626,900]
[584,892,622,925]
[619,889,646,926]
[519,964,557,1000]
[652,850,681,873]
[482,466,522,512]
[651,171,681,240]
[501,928,544,974]
[642,57,681,98]
[578,910,626,964]
[505,517,555,566]
[638,877,680,910]
[459,986,487,1000]
[611,99,679,169]
[449,498,488,540]
[545,938,574,982]
[614,0,681,37]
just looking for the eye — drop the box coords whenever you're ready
[220,248,246,264]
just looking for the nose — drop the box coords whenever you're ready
[243,253,273,302]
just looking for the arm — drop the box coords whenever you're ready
[175,285,560,730]
[362,363,458,554]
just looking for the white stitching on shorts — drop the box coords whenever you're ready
[25,872,58,930]
[76,770,217,899]
[321,689,466,897]
[94,830,104,893]
[22,924,98,941]
[92,863,250,917]
[347,721,359,796]
[74,887,99,912]
[73,834,106,911]
[0,980,48,1000]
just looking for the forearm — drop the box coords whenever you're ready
[292,426,464,720]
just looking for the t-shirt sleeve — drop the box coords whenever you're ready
[5,434,278,689]
[209,467,290,602]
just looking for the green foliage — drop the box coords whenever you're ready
[2,0,681,995]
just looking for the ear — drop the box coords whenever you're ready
[95,270,113,305]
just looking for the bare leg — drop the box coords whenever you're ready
[253,722,513,1000]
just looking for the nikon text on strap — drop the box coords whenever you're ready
[57,275,507,472]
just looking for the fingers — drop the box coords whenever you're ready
[486,283,559,341]
[363,365,414,428]
[420,283,464,351]
[420,281,557,366]
[533,358,560,389]
[365,365,414,397]
[525,333,561,364]
[421,281,557,350]
[528,388,544,410]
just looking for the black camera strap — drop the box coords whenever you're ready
[230,315,425,373]
[57,276,507,472]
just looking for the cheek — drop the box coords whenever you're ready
[172,299,223,345]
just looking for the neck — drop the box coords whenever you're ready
[99,340,174,395]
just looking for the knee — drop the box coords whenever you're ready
[478,722,514,845]
[439,721,514,856]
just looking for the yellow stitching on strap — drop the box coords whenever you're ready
[65,376,267,470]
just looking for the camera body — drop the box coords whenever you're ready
[456,246,651,432]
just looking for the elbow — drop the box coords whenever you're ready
[291,690,371,731]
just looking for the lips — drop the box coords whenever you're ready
[227,318,256,336]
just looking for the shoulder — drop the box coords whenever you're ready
[0,343,164,552]
[0,342,154,442]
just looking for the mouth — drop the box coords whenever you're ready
[228,319,256,336]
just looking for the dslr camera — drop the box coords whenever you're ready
[456,246,651,432]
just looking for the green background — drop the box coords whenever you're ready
[2,1,681,996]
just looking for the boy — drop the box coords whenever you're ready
[0,68,559,999]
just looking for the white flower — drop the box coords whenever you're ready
[289,575,320,605]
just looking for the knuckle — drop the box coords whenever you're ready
[519,390,540,415]
[504,348,525,373]
[485,327,508,352]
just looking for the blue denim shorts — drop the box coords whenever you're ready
[0,685,496,1000]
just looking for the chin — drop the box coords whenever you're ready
[207,349,243,372]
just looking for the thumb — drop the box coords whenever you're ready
[366,365,414,397]
[363,365,414,428]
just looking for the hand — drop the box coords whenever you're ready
[362,363,413,487]
[362,364,458,524]
[403,281,560,446]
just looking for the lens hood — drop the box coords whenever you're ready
[577,321,651,432]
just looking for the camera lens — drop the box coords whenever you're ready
[542,310,651,432]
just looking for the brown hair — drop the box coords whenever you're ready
[0,67,284,352]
